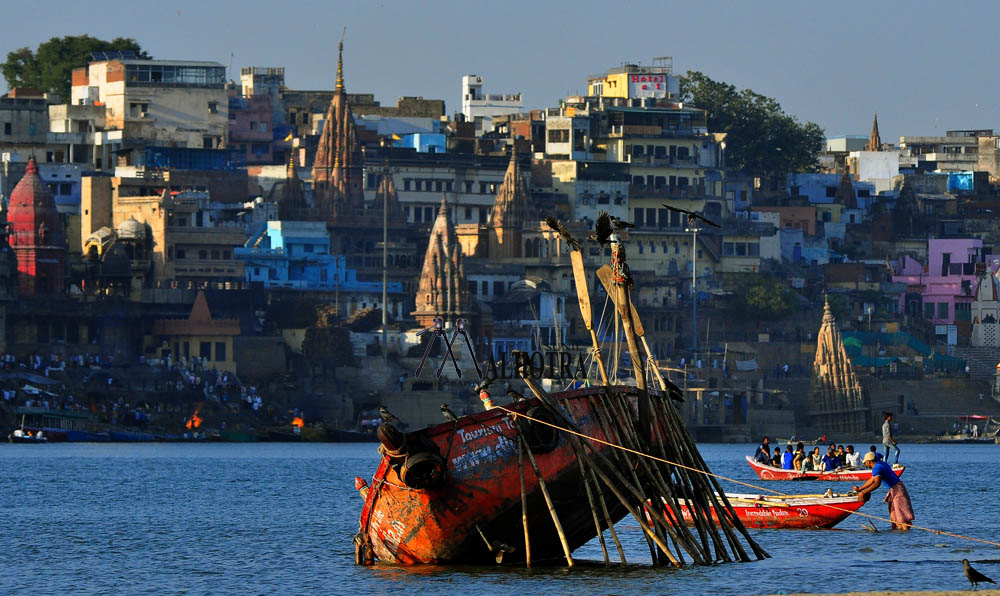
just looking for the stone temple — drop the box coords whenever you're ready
[808,296,868,434]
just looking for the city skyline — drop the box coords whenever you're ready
[2,0,998,143]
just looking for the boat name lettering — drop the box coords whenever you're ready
[457,419,513,444]
[450,436,517,472]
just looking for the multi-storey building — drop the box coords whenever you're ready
[461,74,524,135]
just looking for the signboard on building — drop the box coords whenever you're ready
[628,74,668,99]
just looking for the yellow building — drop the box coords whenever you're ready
[586,62,680,100]
[149,291,239,372]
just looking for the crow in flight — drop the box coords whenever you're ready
[545,216,581,251]
[661,203,720,228]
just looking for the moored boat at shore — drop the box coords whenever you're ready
[669,492,867,529]
[746,455,904,481]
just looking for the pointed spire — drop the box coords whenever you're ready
[810,294,866,433]
[335,31,345,92]
[866,112,881,152]
[413,195,469,327]
[823,293,834,323]
[374,169,404,221]
[491,149,537,228]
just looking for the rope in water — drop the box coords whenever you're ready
[496,404,1000,549]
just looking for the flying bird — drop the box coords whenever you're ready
[608,214,635,231]
[964,559,995,590]
[379,406,400,425]
[587,211,613,246]
[441,403,459,422]
[661,203,720,228]
[545,216,580,251]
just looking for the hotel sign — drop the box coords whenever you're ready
[628,74,667,99]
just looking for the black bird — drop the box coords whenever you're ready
[441,403,459,422]
[544,216,580,251]
[964,559,995,590]
[608,214,635,231]
[587,211,614,246]
[475,376,496,394]
[506,384,527,402]
[379,406,400,425]
[661,203,721,228]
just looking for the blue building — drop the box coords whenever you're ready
[235,221,404,317]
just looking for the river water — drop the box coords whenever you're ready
[2,441,996,595]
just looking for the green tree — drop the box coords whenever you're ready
[679,71,825,180]
[2,35,150,100]
[727,277,798,326]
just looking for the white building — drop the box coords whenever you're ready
[461,74,523,135]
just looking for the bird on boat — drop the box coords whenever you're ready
[490,540,516,564]
[506,384,527,402]
[544,216,580,251]
[587,211,613,246]
[379,406,400,425]
[661,203,720,228]
[964,559,995,590]
[441,403,459,422]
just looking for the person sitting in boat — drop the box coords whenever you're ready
[836,445,847,466]
[822,447,840,472]
[781,444,794,469]
[853,451,914,531]
[799,450,814,472]
[753,436,771,465]
[771,447,782,468]
[793,444,805,471]
[845,445,861,468]
[810,447,823,472]
[869,445,884,463]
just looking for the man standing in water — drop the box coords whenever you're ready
[882,412,900,464]
[853,451,914,530]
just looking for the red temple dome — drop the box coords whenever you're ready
[7,156,66,295]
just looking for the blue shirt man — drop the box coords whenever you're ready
[781,446,794,469]
[822,451,840,471]
[870,460,900,488]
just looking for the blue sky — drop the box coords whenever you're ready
[2,0,996,142]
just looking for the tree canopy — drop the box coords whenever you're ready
[679,71,825,179]
[726,277,798,325]
[2,35,150,101]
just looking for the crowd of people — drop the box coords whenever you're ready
[753,436,902,473]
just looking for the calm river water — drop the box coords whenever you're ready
[1,441,996,595]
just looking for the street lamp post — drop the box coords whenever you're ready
[686,223,700,355]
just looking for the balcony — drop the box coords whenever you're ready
[608,125,698,138]
[629,184,708,198]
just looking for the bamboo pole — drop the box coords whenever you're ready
[570,251,609,385]
[586,465,626,564]
[518,430,573,567]
[518,438,531,567]
[573,442,610,565]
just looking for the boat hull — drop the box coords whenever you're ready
[358,386,640,565]
[746,455,904,481]
[675,493,866,529]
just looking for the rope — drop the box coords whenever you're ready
[496,404,1000,549]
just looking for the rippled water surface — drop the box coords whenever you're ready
[2,442,997,595]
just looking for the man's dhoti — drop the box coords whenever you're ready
[883,482,915,527]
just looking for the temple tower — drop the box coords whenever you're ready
[808,296,867,433]
[488,150,537,259]
[312,39,365,220]
[413,197,471,328]
[7,157,66,296]
[866,113,882,152]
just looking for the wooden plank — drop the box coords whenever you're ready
[570,251,593,329]
[596,265,645,337]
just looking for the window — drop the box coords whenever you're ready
[200,342,212,359]
[3,123,10,135]
[481,281,488,295]
[199,250,208,260]
[211,250,220,260]
[215,342,227,362]
[825,186,837,198]
[646,208,656,226]
[223,250,230,260]
[250,121,257,130]
[465,181,473,193]
[547,129,569,143]
[924,302,935,318]
[493,281,505,296]
[479,182,487,194]
[208,101,219,114]
[937,302,949,319]
[748,243,760,257]
[634,209,644,227]
[252,143,268,155]
[175,249,186,260]
[723,242,735,256]
[464,207,472,220]
[304,244,314,253]
[404,178,412,191]
[59,183,72,195]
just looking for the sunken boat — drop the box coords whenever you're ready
[354,207,767,567]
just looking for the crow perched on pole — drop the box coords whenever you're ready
[661,203,721,228]
[588,211,635,245]
[379,406,400,425]
[964,559,995,590]
[440,403,459,422]
[545,216,581,251]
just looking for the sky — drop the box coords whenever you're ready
[2,0,998,143]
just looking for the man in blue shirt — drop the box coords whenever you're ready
[753,436,771,465]
[781,444,794,469]
[822,447,840,471]
[853,451,914,530]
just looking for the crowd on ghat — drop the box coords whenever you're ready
[753,436,892,472]
[0,351,295,431]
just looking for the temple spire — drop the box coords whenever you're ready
[335,30,345,92]
[866,112,881,152]
[413,195,470,328]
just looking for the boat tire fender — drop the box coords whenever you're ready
[524,406,559,455]
[400,451,448,489]
[377,423,408,459]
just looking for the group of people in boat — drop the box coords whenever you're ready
[754,437,871,472]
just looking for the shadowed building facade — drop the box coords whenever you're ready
[8,156,66,296]
[809,296,868,433]
[489,150,538,259]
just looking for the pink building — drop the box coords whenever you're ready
[893,238,985,325]
[228,94,277,165]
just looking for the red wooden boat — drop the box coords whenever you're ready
[671,492,867,529]
[355,386,645,565]
[745,455,904,481]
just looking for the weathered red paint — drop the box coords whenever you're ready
[356,385,646,565]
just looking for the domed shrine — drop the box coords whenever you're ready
[7,157,66,296]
